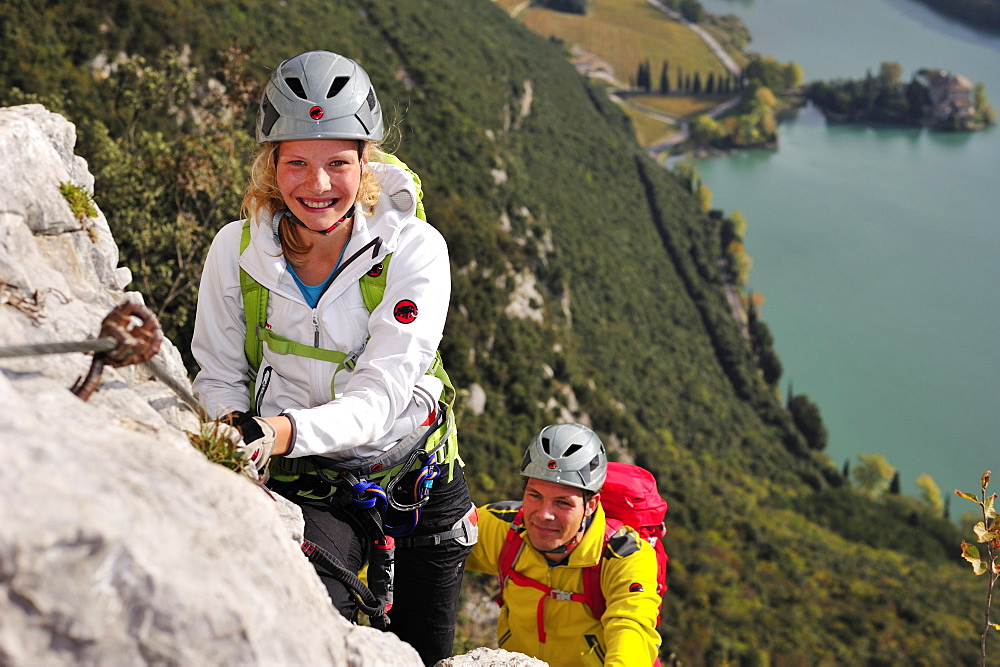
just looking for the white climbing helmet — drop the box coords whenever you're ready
[256,50,384,143]
[520,423,608,493]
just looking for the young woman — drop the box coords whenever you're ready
[191,50,475,665]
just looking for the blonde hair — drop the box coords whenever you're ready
[241,141,383,261]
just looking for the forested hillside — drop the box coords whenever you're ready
[1,0,992,662]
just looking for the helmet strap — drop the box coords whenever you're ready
[535,512,594,556]
[285,205,355,235]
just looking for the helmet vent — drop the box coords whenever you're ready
[564,444,582,457]
[285,77,308,100]
[327,76,350,99]
[367,87,377,111]
[260,94,281,137]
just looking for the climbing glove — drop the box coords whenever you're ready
[227,412,277,473]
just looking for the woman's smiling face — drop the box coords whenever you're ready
[276,139,365,230]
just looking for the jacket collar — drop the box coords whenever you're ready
[524,504,608,569]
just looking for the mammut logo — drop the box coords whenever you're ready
[629,582,644,593]
[394,300,418,323]
[367,263,384,277]
[309,105,324,120]
[547,460,557,469]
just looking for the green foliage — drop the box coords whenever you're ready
[743,55,802,92]
[808,63,994,130]
[917,473,944,515]
[59,181,99,241]
[59,182,97,221]
[536,0,594,15]
[853,453,896,499]
[679,0,705,23]
[801,486,964,566]
[787,391,827,451]
[80,45,258,366]
[189,418,255,477]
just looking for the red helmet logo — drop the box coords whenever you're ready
[547,460,558,469]
[309,106,324,120]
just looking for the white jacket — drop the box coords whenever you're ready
[192,162,450,462]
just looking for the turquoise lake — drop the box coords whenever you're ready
[690,0,1000,499]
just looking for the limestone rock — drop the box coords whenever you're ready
[437,647,548,666]
[0,104,423,666]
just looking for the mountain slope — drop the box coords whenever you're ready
[0,0,989,662]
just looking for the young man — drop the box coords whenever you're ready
[466,424,661,666]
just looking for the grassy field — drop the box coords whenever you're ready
[627,92,729,117]
[621,105,678,147]
[618,93,728,148]
[522,0,734,88]
[494,0,524,12]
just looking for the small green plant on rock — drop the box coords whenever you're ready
[956,470,1000,667]
[188,418,252,477]
[58,181,99,242]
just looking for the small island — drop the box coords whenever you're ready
[807,63,996,131]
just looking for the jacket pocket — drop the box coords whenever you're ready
[583,634,605,667]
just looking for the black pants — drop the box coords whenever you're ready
[278,465,473,666]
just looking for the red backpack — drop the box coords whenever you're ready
[495,462,669,643]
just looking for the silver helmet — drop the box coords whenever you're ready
[520,424,608,493]
[256,50,384,143]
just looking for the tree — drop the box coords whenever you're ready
[879,61,903,90]
[689,114,725,146]
[907,74,929,119]
[889,471,901,495]
[720,210,746,246]
[916,473,943,515]
[679,0,704,22]
[660,61,670,94]
[670,160,700,192]
[853,453,896,499]
[744,55,800,92]
[787,393,828,451]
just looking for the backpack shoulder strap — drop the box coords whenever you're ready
[495,507,526,609]
[239,219,267,377]
[359,254,391,314]
[581,519,623,621]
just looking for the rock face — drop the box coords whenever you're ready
[0,104,423,665]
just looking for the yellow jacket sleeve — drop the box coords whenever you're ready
[600,529,662,666]
[465,502,518,576]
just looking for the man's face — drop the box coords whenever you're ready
[522,478,599,557]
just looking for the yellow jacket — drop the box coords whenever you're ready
[466,501,661,666]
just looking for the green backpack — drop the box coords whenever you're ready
[238,154,459,494]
